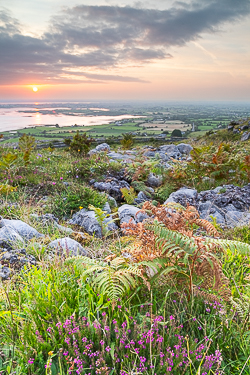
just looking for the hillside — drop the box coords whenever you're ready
[1,129,250,374]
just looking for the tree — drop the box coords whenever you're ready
[171,129,182,137]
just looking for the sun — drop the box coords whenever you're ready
[32,87,38,92]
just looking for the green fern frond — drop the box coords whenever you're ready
[65,255,143,301]
[147,221,198,256]
[204,238,250,255]
[120,187,137,204]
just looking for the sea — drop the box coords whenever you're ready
[0,103,142,132]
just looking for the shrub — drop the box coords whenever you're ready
[120,133,134,150]
[171,129,182,137]
[64,131,93,156]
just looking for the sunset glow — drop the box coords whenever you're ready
[0,0,249,101]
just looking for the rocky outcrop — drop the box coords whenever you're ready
[164,184,250,228]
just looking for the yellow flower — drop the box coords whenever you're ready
[48,351,53,356]
[79,206,83,210]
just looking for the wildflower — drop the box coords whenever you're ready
[76,175,79,178]
[169,315,175,320]
[60,177,63,180]
[28,358,34,364]
[118,305,122,309]
[52,182,56,185]
[48,351,54,356]
[79,206,83,210]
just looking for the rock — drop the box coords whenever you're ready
[95,143,111,152]
[103,217,119,231]
[207,211,225,225]
[69,210,102,238]
[0,266,11,280]
[107,152,124,160]
[147,173,162,188]
[0,218,43,240]
[103,202,112,214]
[176,143,193,154]
[48,237,88,256]
[225,211,250,227]
[94,178,130,201]
[157,152,170,161]
[158,144,178,154]
[0,240,13,251]
[0,247,36,278]
[134,191,148,204]
[144,151,156,158]
[54,222,73,234]
[118,204,148,224]
[241,132,250,141]
[0,226,24,245]
[164,188,198,207]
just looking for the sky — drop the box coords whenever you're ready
[0,0,250,101]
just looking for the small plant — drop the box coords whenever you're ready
[64,131,93,156]
[89,204,117,236]
[18,134,36,165]
[120,133,134,150]
[120,186,137,204]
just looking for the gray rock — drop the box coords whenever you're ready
[147,173,162,188]
[241,132,250,141]
[0,266,11,280]
[157,152,170,161]
[0,226,24,245]
[207,211,225,225]
[176,143,193,154]
[103,217,118,231]
[94,178,130,201]
[107,152,124,160]
[134,191,148,204]
[118,204,148,224]
[158,144,178,154]
[103,202,112,214]
[0,240,13,251]
[54,222,73,234]
[95,143,111,152]
[225,211,250,227]
[198,201,212,212]
[144,151,156,158]
[69,210,102,238]
[0,218,43,240]
[48,237,88,256]
[164,188,198,207]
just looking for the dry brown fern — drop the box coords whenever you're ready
[121,201,229,301]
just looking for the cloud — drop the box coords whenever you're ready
[0,0,250,85]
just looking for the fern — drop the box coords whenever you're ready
[120,187,137,204]
[204,238,250,255]
[147,221,198,256]
[65,256,146,301]
[88,204,116,236]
